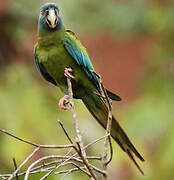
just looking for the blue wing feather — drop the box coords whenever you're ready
[62,34,100,91]
[62,31,122,101]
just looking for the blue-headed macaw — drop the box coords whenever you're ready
[34,3,144,174]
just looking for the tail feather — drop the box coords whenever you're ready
[82,93,144,175]
[126,149,144,175]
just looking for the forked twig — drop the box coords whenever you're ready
[8,147,40,180]
[12,158,19,180]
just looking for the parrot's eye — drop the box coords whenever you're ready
[45,9,49,16]
[54,9,58,16]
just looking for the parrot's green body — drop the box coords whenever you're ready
[34,3,144,174]
[35,31,96,98]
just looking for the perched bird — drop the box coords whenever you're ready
[34,3,144,174]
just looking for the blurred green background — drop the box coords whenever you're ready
[0,0,174,179]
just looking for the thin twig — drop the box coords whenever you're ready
[1,155,105,179]
[55,167,84,175]
[12,158,19,180]
[60,169,72,180]
[105,136,113,166]
[24,154,103,180]
[91,70,113,179]
[0,123,108,177]
[101,81,113,167]
[55,161,91,178]
[66,77,85,155]
[40,168,55,180]
[67,77,98,180]
[0,129,73,149]
[8,147,40,180]
[83,134,110,152]
[39,147,74,180]
[58,120,74,144]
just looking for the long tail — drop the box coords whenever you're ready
[82,93,145,175]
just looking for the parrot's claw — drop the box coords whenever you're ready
[64,68,74,79]
[58,95,70,110]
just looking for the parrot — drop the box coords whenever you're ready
[34,3,144,174]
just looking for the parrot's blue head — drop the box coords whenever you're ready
[38,3,63,32]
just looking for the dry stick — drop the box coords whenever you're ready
[24,156,60,180]
[39,147,74,180]
[1,154,105,179]
[106,136,113,166]
[59,162,87,180]
[58,120,74,144]
[12,158,19,180]
[57,163,96,180]
[1,160,81,179]
[40,169,54,180]
[0,129,73,149]
[3,167,51,179]
[66,77,98,180]
[24,155,74,180]
[101,85,113,166]
[2,147,75,179]
[0,161,63,179]
[60,170,72,180]
[68,162,90,176]
[11,161,61,178]
[37,120,85,180]
[91,71,113,179]
[58,119,109,155]
[55,167,82,175]
[24,154,102,180]
[66,77,85,155]
[21,130,106,180]
[8,147,40,180]
[101,78,113,175]
[54,161,91,178]
[0,123,105,179]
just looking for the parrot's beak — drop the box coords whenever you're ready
[46,8,58,29]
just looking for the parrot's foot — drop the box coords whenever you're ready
[64,68,74,79]
[58,95,71,110]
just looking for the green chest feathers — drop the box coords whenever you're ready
[38,44,76,82]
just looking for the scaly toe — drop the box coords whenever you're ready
[58,95,70,110]
[64,68,74,79]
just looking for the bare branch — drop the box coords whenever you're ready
[0,70,114,180]
[12,158,19,180]
[55,161,91,178]
[91,70,113,179]
[58,120,74,144]
[66,77,98,180]
[8,147,40,180]
[0,129,73,149]
[55,167,80,175]
[40,168,55,180]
